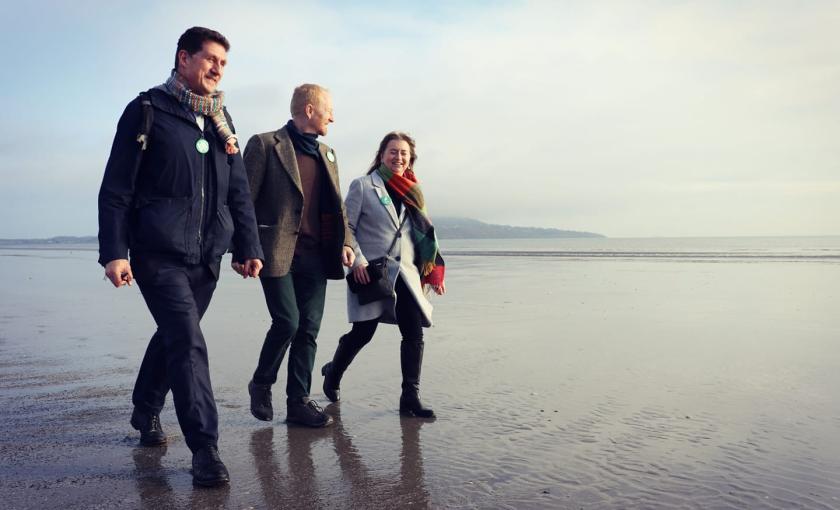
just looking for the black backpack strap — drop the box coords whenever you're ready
[136,91,154,151]
[130,91,154,196]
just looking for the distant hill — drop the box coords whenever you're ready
[0,218,603,245]
[434,217,603,239]
[0,235,97,246]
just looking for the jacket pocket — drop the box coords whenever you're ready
[207,204,235,260]
[132,197,190,255]
[258,225,296,266]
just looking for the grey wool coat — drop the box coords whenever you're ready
[345,173,433,327]
[242,126,353,278]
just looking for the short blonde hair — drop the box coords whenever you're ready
[290,84,329,116]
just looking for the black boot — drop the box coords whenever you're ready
[321,362,341,403]
[192,445,230,487]
[248,380,273,421]
[321,333,366,402]
[130,408,167,446]
[399,340,435,418]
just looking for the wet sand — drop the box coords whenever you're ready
[1,245,839,509]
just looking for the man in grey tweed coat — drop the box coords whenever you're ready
[235,84,354,427]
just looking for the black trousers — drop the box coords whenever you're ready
[252,254,327,402]
[341,276,424,360]
[131,256,219,453]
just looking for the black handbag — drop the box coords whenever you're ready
[346,216,406,305]
[346,257,391,304]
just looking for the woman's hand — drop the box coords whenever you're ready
[353,264,370,285]
[432,282,446,295]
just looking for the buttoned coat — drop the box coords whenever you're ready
[242,126,353,278]
[345,173,433,327]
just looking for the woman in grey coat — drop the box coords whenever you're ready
[321,132,446,417]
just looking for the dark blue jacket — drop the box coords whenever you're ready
[98,88,263,269]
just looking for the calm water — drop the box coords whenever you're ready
[1,237,839,509]
[443,236,840,261]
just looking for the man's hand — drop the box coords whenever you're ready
[243,258,263,278]
[104,259,133,287]
[352,263,370,285]
[341,246,355,268]
[232,259,262,278]
[231,260,246,277]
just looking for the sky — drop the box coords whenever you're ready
[1,0,839,238]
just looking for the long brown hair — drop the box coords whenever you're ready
[366,131,417,174]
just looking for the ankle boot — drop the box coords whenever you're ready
[399,390,435,418]
[130,408,167,446]
[399,340,435,418]
[322,333,366,402]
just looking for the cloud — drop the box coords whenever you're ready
[1,1,839,237]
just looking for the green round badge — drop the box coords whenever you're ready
[195,138,210,154]
[380,195,392,206]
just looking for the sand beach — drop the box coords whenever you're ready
[1,238,839,509]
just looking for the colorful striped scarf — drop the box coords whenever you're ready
[376,164,445,287]
[164,73,236,145]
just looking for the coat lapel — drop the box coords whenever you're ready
[371,173,400,228]
[273,127,303,195]
[318,144,341,200]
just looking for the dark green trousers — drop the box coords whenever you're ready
[252,254,326,402]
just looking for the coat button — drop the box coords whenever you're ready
[395,256,401,261]
[396,233,402,238]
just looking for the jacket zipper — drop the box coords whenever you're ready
[198,151,205,252]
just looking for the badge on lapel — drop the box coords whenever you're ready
[326,149,336,162]
[379,195,392,206]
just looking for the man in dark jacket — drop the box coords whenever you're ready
[237,84,354,428]
[98,26,264,487]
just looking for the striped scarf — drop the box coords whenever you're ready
[164,73,236,145]
[376,164,445,287]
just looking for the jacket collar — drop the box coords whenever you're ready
[146,87,204,129]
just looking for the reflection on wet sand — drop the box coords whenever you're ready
[250,404,432,509]
[132,446,172,505]
[132,446,230,509]
[250,425,322,508]
[396,415,431,509]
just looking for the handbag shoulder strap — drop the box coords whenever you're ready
[369,173,407,258]
[385,215,407,257]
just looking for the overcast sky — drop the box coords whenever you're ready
[2,0,838,238]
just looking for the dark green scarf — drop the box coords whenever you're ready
[376,164,445,285]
